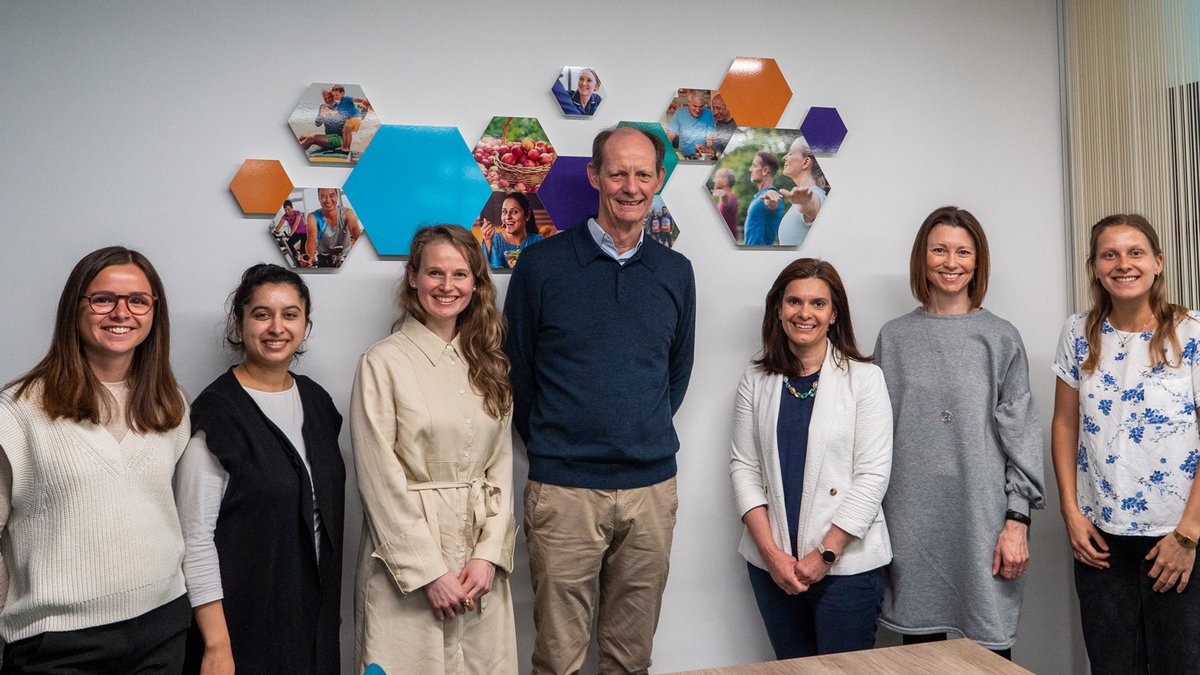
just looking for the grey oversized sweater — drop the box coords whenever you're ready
[874,308,1045,650]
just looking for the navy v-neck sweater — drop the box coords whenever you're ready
[504,222,696,489]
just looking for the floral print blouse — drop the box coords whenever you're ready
[1053,311,1200,536]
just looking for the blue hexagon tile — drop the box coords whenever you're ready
[343,125,492,256]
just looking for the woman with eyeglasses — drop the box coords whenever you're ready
[0,246,191,672]
[175,264,345,674]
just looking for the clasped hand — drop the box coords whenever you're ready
[424,559,497,620]
[766,548,830,595]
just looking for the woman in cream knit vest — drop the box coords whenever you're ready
[0,246,190,672]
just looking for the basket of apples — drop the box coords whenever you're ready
[472,118,556,192]
[494,136,555,191]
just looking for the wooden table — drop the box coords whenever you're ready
[667,639,1034,674]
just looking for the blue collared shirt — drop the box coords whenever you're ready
[587,218,643,265]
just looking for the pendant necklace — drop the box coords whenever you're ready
[1114,315,1154,351]
[922,314,968,424]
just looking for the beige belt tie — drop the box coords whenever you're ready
[408,478,502,558]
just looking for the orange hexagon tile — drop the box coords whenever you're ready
[229,159,293,215]
[717,57,792,128]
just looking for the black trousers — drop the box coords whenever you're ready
[1074,534,1200,675]
[2,595,190,674]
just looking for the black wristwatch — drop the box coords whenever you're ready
[818,544,838,565]
[1005,510,1031,527]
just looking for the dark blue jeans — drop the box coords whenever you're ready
[1074,533,1200,675]
[747,561,884,659]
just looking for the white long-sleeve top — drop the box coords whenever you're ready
[174,383,320,607]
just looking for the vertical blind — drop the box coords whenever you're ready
[1063,0,1200,308]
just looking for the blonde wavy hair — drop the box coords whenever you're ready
[396,225,512,418]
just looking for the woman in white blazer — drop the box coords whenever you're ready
[730,258,893,659]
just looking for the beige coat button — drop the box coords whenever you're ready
[829,487,838,496]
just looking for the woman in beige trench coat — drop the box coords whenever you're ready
[351,225,517,674]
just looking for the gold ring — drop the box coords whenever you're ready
[461,597,475,610]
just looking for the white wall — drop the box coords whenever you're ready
[0,1,1077,672]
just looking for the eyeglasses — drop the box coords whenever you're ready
[81,292,157,315]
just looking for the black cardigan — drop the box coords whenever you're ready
[182,368,345,675]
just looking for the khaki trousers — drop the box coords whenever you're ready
[524,477,678,675]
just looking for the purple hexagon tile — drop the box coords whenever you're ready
[799,107,848,153]
[536,155,597,231]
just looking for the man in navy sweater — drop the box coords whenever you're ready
[504,126,696,674]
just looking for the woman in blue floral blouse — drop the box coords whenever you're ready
[1051,214,1200,674]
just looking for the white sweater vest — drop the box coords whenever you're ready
[0,386,189,642]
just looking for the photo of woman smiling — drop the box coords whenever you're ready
[475,192,555,271]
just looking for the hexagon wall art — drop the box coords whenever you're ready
[717,57,792,128]
[472,191,559,272]
[288,82,382,164]
[536,155,597,231]
[707,128,830,247]
[615,121,678,192]
[641,196,680,248]
[229,159,292,215]
[800,107,849,153]
[269,186,366,269]
[552,66,604,117]
[269,189,308,267]
[659,88,720,162]
[471,116,558,193]
[343,125,491,256]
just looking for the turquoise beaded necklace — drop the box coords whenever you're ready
[783,376,818,400]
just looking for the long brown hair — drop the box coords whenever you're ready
[754,258,871,376]
[908,206,991,309]
[397,225,512,418]
[8,246,186,432]
[1081,214,1186,372]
